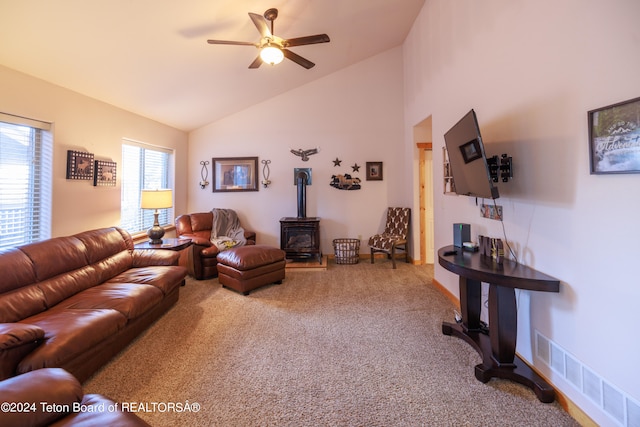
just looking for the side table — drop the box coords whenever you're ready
[134,238,192,251]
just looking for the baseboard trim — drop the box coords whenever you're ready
[431,278,596,426]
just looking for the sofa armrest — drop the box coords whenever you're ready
[131,249,181,267]
[0,323,44,351]
[53,394,151,426]
[0,323,45,381]
[0,368,83,427]
[177,233,211,246]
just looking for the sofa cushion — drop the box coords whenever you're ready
[108,266,187,295]
[90,250,136,284]
[35,265,98,309]
[0,285,48,323]
[189,212,214,232]
[19,236,88,282]
[17,309,127,373]
[0,248,37,292]
[0,248,48,323]
[73,227,132,264]
[58,283,164,320]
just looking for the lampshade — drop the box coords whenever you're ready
[140,189,173,209]
[260,45,284,65]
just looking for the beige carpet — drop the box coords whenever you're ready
[84,261,578,426]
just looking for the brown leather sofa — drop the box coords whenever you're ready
[0,227,187,382]
[0,367,150,426]
[175,212,256,280]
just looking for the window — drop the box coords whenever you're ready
[120,140,174,234]
[0,113,52,250]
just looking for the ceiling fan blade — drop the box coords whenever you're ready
[283,34,330,47]
[248,55,263,69]
[282,49,315,69]
[207,39,257,46]
[249,12,272,39]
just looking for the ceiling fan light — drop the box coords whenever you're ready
[260,45,284,65]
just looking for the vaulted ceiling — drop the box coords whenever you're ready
[0,0,424,131]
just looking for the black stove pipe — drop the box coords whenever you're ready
[296,171,308,218]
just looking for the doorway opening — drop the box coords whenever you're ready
[415,115,434,264]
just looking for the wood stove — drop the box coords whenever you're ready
[280,217,321,263]
[280,169,322,263]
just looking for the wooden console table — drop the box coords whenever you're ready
[438,245,560,403]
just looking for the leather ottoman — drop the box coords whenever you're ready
[216,245,286,295]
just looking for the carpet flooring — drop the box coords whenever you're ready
[84,260,579,426]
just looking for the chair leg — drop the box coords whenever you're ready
[370,248,375,264]
[391,245,397,269]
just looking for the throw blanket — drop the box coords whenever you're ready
[210,208,247,251]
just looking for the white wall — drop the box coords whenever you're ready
[0,65,188,237]
[187,48,407,255]
[403,0,640,424]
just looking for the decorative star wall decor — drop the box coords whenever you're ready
[352,163,360,172]
[333,157,342,167]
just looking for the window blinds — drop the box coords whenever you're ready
[0,114,52,249]
[120,142,173,234]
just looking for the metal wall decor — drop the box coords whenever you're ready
[330,174,361,190]
[199,160,210,189]
[290,147,319,161]
[66,150,94,180]
[93,160,117,186]
[261,159,272,188]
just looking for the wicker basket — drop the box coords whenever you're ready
[333,238,360,264]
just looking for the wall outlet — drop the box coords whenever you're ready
[480,203,503,221]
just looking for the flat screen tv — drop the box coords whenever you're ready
[444,109,499,199]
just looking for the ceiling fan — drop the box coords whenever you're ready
[207,8,330,69]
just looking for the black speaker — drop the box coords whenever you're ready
[453,223,470,247]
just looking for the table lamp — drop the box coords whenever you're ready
[140,189,173,244]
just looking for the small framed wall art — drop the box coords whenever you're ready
[366,162,383,181]
[588,96,640,174]
[66,150,94,180]
[212,157,259,192]
[94,160,117,186]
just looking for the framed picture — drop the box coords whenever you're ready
[366,162,383,181]
[66,150,94,180]
[93,160,117,186]
[588,96,640,174]
[212,157,259,192]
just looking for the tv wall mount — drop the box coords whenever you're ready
[487,154,513,183]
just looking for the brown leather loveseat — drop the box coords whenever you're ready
[175,211,256,280]
[0,368,150,426]
[0,227,187,382]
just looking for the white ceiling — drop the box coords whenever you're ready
[0,0,424,132]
